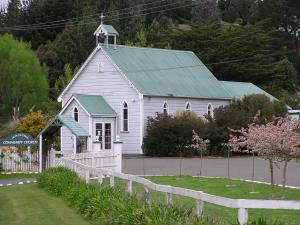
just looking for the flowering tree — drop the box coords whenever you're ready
[190,130,209,176]
[227,118,300,199]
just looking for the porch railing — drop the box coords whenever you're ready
[48,139,122,172]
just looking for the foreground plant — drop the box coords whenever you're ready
[38,167,208,225]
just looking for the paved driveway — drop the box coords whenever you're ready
[123,156,300,187]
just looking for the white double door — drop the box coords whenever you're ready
[93,118,115,151]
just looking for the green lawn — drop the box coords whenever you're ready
[0,184,92,225]
[101,176,300,225]
[0,173,37,180]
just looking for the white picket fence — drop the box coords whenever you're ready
[0,150,39,172]
[59,158,300,225]
[48,143,122,173]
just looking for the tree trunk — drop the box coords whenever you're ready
[268,159,275,199]
[199,148,203,176]
[179,151,183,176]
[281,160,288,200]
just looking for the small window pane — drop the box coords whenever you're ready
[207,104,212,117]
[74,108,79,122]
[124,108,128,119]
[95,123,102,145]
[186,103,191,111]
[104,123,111,149]
[123,119,128,132]
[122,102,129,131]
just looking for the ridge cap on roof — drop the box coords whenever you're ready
[100,43,194,54]
[73,93,103,97]
[220,80,253,85]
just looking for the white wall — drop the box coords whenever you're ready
[143,96,230,131]
[61,48,142,154]
[60,99,90,153]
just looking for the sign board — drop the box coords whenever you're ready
[0,133,38,146]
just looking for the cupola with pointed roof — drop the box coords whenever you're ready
[94,13,118,48]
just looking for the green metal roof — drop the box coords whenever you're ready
[38,115,89,137]
[57,115,89,137]
[102,44,232,99]
[103,25,119,35]
[220,81,277,101]
[74,94,116,115]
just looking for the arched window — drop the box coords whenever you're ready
[163,102,169,115]
[207,103,213,117]
[73,107,79,122]
[185,102,191,112]
[122,101,129,132]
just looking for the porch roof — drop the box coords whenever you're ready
[73,94,116,116]
[38,115,90,138]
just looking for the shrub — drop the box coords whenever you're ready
[38,167,205,225]
[142,112,205,157]
[204,94,287,154]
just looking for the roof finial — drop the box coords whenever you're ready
[100,12,105,25]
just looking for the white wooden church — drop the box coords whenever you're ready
[39,20,276,157]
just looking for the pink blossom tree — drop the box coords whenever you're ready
[190,130,209,176]
[227,118,300,199]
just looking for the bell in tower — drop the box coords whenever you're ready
[93,13,119,49]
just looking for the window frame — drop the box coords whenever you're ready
[207,103,213,117]
[185,102,191,112]
[121,101,129,132]
[73,107,79,122]
[94,122,112,150]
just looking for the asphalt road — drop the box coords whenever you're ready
[123,156,300,187]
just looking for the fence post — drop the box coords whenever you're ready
[85,169,90,183]
[238,208,248,225]
[113,136,122,173]
[110,176,115,187]
[166,193,173,205]
[127,180,133,195]
[98,172,103,184]
[196,199,204,218]
[91,152,95,168]
[144,186,152,206]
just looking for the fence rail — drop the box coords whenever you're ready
[49,146,121,173]
[0,150,39,172]
[60,158,300,225]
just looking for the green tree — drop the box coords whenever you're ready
[256,0,300,46]
[218,0,257,24]
[17,110,48,137]
[53,64,76,98]
[37,21,97,86]
[0,34,49,121]
[230,94,287,124]
[205,94,287,153]
[154,22,298,98]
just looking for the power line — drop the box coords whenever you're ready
[0,0,192,31]
[7,0,172,28]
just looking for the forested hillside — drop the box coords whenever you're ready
[0,0,299,122]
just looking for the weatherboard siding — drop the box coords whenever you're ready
[60,99,90,153]
[61,49,141,154]
[143,97,230,131]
